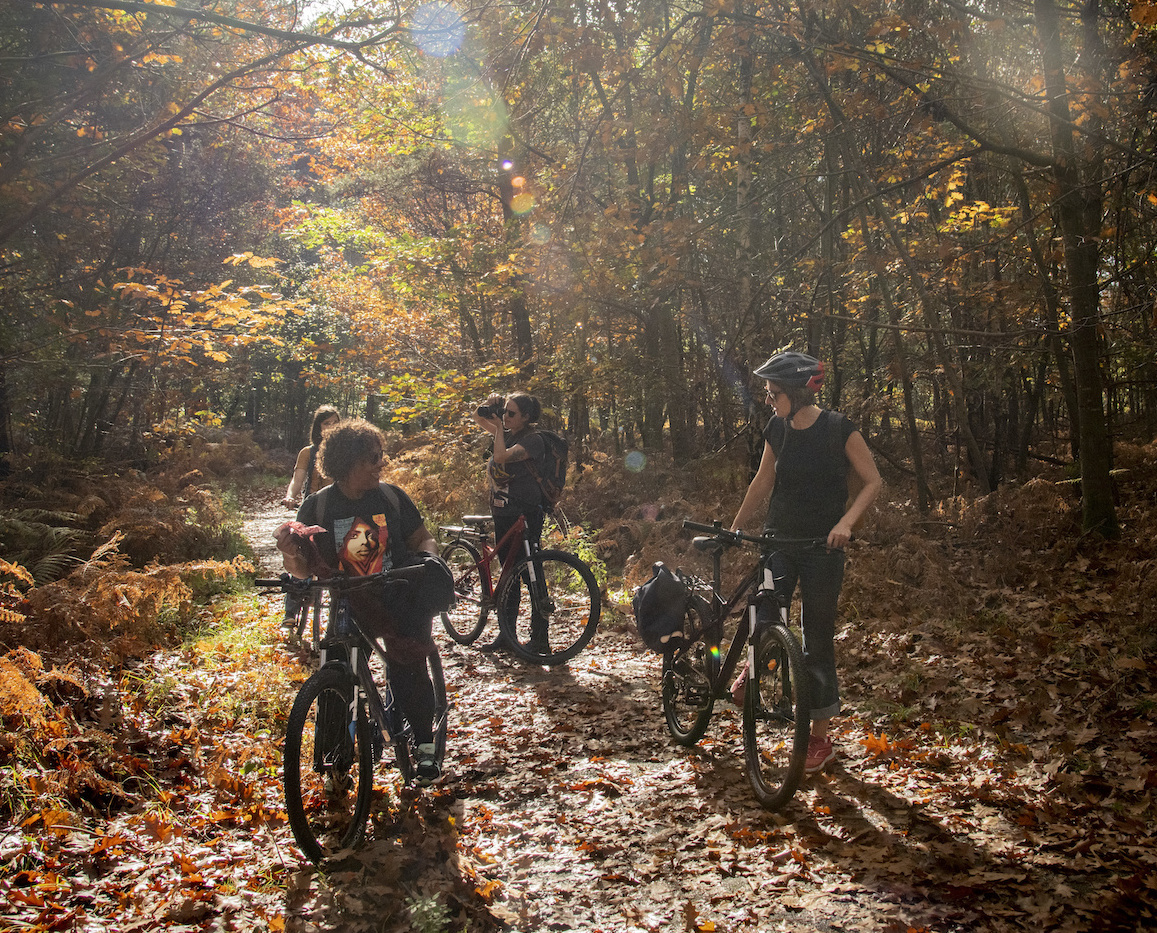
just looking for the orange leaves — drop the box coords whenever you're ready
[860,730,917,763]
[1132,2,1157,27]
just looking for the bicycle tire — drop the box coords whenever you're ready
[496,549,600,665]
[661,603,717,746]
[439,540,489,644]
[284,665,374,863]
[743,624,810,810]
[382,645,449,783]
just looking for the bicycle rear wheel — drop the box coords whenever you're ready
[284,666,373,862]
[661,604,717,746]
[743,624,810,810]
[496,549,600,665]
[439,540,489,644]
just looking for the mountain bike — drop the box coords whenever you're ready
[283,582,323,659]
[662,520,827,810]
[437,513,601,666]
[256,570,448,863]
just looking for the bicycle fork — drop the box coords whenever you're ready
[748,566,789,687]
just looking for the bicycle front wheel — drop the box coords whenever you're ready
[439,540,489,644]
[662,604,716,746]
[496,549,600,665]
[743,624,810,810]
[284,666,373,863]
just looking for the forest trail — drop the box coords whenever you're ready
[5,493,1150,933]
[236,499,1119,933]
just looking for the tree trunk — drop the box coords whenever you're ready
[1035,0,1118,537]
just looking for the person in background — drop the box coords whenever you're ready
[280,405,341,626]
[473,391,547,653]
[274,419,446,785]
[730,351,882,775]
[283,405,341,509]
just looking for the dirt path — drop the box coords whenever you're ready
[238,500,1063,933]
[10,499,1138,932]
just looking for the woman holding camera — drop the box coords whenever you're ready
[473,392,547,652]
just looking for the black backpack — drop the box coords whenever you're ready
[528,430,569,514]
[632,562,690,652]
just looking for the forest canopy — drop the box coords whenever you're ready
[3,0,1157,537]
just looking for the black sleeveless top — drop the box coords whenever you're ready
[763,409,855,538]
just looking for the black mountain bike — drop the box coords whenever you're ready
[662,520,826,810]
[257,570,448,863]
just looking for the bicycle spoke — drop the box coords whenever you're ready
[284,668,373,862]
[743,626,809,810]
[661,607,716,746]
[440,540,490,644]
[498,550,600,665]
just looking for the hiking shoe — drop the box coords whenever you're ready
[805,736,836,774]
[528,631,550,657]
[415,743,441,786]
[730,663,748,707]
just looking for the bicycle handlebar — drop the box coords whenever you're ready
[254,566,422,593]
[682,520,830,550]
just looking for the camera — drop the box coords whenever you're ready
[476,400,504,419]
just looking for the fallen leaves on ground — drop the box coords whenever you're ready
[2,485,1156,932]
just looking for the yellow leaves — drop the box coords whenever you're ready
[223,252,283,269]
[1,558,35,589]
[141,52,183,66]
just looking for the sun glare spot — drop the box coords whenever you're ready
[412,2,465,58]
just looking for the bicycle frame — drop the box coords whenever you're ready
[681,522,829,699]
[441,513,539,606]
[261,573,447,758]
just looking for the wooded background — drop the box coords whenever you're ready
[4,0,1156,537]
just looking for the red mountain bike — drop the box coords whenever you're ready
[438,513,600,666]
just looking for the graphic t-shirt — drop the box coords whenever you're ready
[488,430,546,514]
[296,483,423,577]
[763,409,857,538]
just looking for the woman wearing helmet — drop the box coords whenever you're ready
[730,351,882,775]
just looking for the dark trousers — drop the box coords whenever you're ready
[494,508,546,636]
[759,546,845,721]
[388,659,435,746]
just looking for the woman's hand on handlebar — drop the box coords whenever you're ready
[827,519,854,550]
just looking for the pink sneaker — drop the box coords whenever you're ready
[805,735,836,774]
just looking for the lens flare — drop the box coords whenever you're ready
[411,2,465,58]
[625,450,646,473]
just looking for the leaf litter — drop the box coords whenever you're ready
[2,445,1157,932]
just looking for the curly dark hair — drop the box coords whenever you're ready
[319,419,384,483]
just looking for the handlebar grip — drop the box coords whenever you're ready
[255,577,287,587]
[682,519,727,536]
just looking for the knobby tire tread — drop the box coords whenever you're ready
[284,665,373,863]
[743,624,810,810]
[496,549,600,666]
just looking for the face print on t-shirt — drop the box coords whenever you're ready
[334,513,389,576]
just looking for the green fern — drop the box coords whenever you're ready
[0,510,85,585]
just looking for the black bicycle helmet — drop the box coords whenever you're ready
[753,351,825,391]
